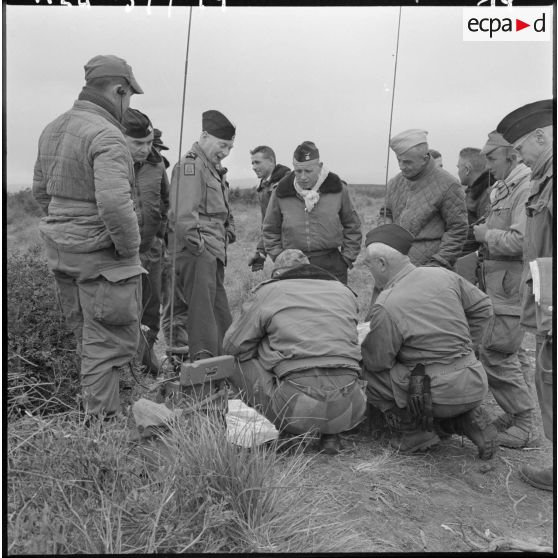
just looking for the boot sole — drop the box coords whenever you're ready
[518,469,553,491]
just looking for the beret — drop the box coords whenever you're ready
[365,224,414,254]
[294,141,320,162]
[202,110,236,141]
[480,130,512,155]
[390,129,428,156]
[84,54,143,94]
[496,99,553,144]
[122,109,153,139]
[153,128,169,150]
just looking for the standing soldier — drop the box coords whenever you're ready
[32,54,144,419]
[167,110,236,361]
[497,100,554,490]
[122,109,170,376]
[247,145,290,272]
[263,141,362,284]
[472,131,534,448]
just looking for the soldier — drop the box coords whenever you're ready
[380,129,468,269]
[457,147,493,256]
[224,249,367,454]
[247,145,290,272]
[153,128,171,169]
[361,225,497,460]
[167,110,236,361]
[497,99,554,490]
[429,149,443,168]
[32,54,144,418]
[263,141,362,284]
[471,131,535,448]
[122,109,170,376]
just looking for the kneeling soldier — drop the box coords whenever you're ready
[361,224,498,459]
[223,249,367,454]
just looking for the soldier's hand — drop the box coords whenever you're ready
[226,230,236,244]
[248,252,266,272]
[408,375,425,420]
[473,223,488,242]
[420,376,433,431]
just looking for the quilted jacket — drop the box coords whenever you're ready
[384,158,468,268]
[33,100,139,259]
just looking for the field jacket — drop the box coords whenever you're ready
[133,148,170,254]
[256,163,291,254]
[167,142,234,264]
[462,171,493,255]
[262,171,362,263]
[223,264,362,377]
[32,99,140,259]
[384,159,468,268]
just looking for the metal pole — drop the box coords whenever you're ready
[168,5,193,353]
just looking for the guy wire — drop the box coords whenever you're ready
[383,6,402,207]
[168,5,194,353]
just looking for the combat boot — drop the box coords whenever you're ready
[439,406,497,460]
[138,328,161,377]
[519,464,553,492]
[492,412,515,432]
[389,429,440,454]
[320,433,341,455]
[497,410,533,448]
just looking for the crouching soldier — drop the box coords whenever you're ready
[361,224,498,459]
[223,249,367,454]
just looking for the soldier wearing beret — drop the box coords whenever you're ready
[122,109,170,376]
[471,131,535,449]
[224,249,367,455]
[33,54,144,418]
[262,141,362,284]
[152,128,171,169]
[497,99,554,490]
[247,145,290,272]
[361,224,497,460]
[381,129,468,269]
[167,110,236,361]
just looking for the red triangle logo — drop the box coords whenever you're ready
[516,19,530,31]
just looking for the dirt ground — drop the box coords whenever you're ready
[152,335,554,553]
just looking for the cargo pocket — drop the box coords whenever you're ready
[93,271,141,326]
[482,305,524,354]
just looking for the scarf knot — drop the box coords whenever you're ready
[294,165,329,212]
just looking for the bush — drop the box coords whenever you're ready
[7,245,79,418]
[6,188,43,224]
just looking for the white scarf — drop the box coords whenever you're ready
[294,165,329,212]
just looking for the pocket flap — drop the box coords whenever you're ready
[100,264,146,283]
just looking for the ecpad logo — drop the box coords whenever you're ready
[463,7,552,41]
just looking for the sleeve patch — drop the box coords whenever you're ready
[184,163,195,176]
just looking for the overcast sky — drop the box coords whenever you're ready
[6,4,554,190]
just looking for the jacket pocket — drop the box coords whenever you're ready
[94,271,141,326]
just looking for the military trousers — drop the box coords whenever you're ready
[535,334,553,440]
[44,242,142,416]
[171,249,232,360]
[479,260,534,416]
[139,237,163,334]
[232,359,366,435]
[306,249,348,284]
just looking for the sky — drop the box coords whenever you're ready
[5,4,554,190]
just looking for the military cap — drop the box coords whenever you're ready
[272,249,310,276]
[390,129,428,156]
[480,131,512,156]
[293,141,320,162]
[496,99,553,144]
[122,109,153,139]
[365,224,414,254]
[153,128,169,150]
[202,110,236,141]
[84,54,143,94]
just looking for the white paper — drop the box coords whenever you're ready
[529,260,541,304]
[225,399,279,447]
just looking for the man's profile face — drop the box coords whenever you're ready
[125,133,154,163]
[251,153,275,180]
[396,147,429,179]
[293,159,322,189]
[202,133,234,166]
[512,130,545,169]
[364,250,387,289]
[456,157,469,185]
[485,147,513,181]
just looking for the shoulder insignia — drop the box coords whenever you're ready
[184,163,196,176]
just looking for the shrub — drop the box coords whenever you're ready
[6,188,43,224]
[7,245,79,418]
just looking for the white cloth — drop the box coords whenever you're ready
[294,165,329,212]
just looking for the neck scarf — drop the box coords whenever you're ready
[78,86,121,122]
[293,165,329,212]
